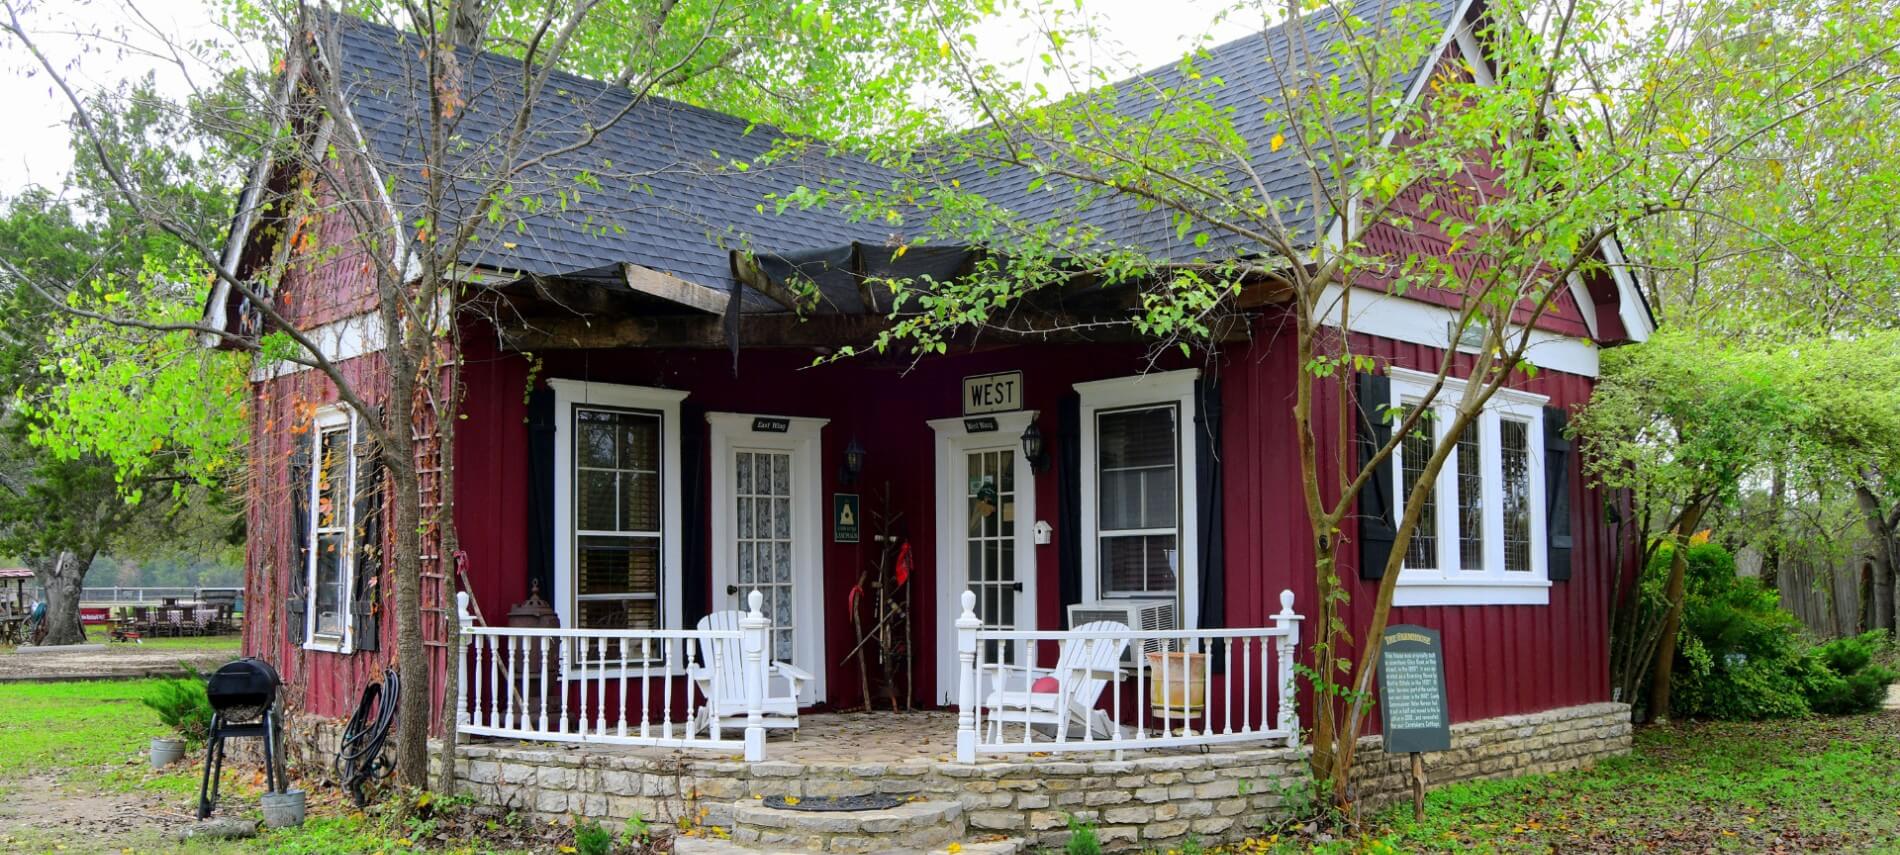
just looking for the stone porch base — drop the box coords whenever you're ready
[278,702,1631,851]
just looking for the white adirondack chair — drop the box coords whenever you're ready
[686,609,814,738]
[980,621,1130,743]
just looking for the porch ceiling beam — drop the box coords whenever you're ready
[499,312,1254,351]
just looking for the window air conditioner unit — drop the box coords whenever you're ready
[1067,599,1177,663]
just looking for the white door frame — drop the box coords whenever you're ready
[707,412,828,704]
[930,411,1039,704]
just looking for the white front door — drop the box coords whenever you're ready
[708,413,827,704]
[931,412,1039,704]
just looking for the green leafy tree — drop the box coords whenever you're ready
[757,0,1898,807]
[7,0,988,788]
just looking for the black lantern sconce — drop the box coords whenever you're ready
[1022,420,1049,473]
[840,437,866,485]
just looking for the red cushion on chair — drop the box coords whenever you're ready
[1031,676,1060,693]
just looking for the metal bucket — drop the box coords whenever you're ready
[150,737,185,768]
[260,789,306,828]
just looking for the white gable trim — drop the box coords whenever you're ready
[1318,284,1599,377]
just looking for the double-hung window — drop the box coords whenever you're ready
[1077,368,1200,628]
[306,407,357,651]
[551,380,687,647]
[1388,368,1549,606]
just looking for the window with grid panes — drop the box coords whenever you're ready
[572,407,663,635]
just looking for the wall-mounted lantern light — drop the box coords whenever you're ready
[840,437,866,485]
[1022,421,1048,473]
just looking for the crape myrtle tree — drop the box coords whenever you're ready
[762,0,1898,810]
[4,0,982,788]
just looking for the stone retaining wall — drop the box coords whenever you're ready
[277,702,1631,851]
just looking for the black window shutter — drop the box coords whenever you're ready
[1356,373,1398,580]
[349,435,384,652]
[1194,375,1225,630]
[286,443,311,649]
[526,386,557,608]
[679,402,710,628]
[1544,407,1574,581]
[1056,392,1084,621]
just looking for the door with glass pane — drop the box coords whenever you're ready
[708,414,826,703]
[734,449,796,663]
[931,413,1037,704]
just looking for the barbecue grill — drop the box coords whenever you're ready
[197,658,286,818]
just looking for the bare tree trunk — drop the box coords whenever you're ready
[1764,464,1785,590]
[27,549,96,645]
[1649,501,1708,723]
[387,390,432,789]
[1853,483,1897,633]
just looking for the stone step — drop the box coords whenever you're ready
[703,798,970,854]
[677,833,1022,855]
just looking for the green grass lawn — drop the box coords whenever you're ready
[1343,711,1900,853]
[0,679,559,854]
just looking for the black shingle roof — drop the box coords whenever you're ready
[323,0,1463,309]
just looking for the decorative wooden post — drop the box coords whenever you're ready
[1273,589,1301,746]
[741,590,770,763]
[955,590,982,764]
[454,592,473,734]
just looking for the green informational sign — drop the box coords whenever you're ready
[833,493,861,543]
[1378,624,1451,753]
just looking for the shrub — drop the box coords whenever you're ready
[1064,814,1102,855]
[573,817,612,855]
[142,664,213,744]
[1664,543,1899,720]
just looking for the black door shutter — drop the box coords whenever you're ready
[285,443,311,649]
[350,435,384,652]
[1056,392,1084,621]
[1544,407,1574,581]
[1194,375,1225,630]
[1356,373,1398,580]
[679,402,710,628]
[526,386,557,605]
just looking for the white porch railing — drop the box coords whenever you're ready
[454,590,776,761]
[954,590,1303,762]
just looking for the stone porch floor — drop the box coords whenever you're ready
[581,712,962,764]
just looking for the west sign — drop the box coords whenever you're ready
[962,371,1023,415]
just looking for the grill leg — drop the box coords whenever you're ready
[263,709,281,794]
[197,715,223,819]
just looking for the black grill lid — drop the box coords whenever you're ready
[206,658,281,718]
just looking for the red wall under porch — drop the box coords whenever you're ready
[452,333,1241,712]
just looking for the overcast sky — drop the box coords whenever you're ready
[0,0,1256,197]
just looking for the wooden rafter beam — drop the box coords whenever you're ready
[500,311,1254,351]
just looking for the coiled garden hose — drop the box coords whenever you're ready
[335,667,400,807]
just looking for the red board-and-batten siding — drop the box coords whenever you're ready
[1223,318,1613,728]
[442,302,1614,726]
[238,184,454,726]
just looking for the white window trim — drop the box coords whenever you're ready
[929,410,1040,704]
[304,405,356,654]
[1076,368,1200,630]
[550,379,689,656]
[707,412,828,704]
[1387,368,1551,607]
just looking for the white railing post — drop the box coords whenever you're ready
[455,592,474,732]
[740,590,769,763]
[1272,589,1301,746]
[955,590,982,764]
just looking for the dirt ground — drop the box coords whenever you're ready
[0,772,186,846]
[0,645,234,681]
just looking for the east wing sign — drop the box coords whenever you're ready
[962,371,1023,415]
